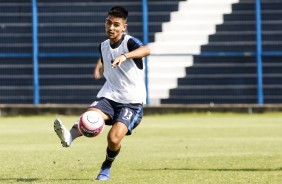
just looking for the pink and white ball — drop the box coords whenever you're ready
[78,111,105,138]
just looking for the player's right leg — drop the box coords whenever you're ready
[54,118,84,147]
[54,118,74,147]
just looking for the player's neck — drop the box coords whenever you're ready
[110,34,125,49]
[110,34,125,44]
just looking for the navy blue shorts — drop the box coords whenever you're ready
[89,97,143,135]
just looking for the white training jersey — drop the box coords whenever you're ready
[97,34,146,104]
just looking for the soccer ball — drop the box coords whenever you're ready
[78,111,105,138]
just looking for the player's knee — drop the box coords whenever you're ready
[107,133,121,148]
[107,123,128,146]
[107,134,118,145]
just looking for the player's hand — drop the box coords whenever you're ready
[111,54,127,68]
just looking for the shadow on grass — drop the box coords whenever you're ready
[137,167,282,172]
[0,178,39,182]
[0,178,93,182]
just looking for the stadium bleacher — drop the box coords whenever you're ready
[0,0,281,105]
[160,0,282,104]
[0,0,184,104]
[0,2,32,104]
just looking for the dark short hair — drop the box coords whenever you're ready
[107,6,128,20]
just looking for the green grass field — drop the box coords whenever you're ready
[1,113,282,184]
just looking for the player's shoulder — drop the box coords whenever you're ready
[101,39,110,44]
[100,39,110,49]
[125,35,143,46]
[125,35,144,51]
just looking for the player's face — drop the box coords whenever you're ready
[105,15,127,44]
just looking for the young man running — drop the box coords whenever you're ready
[54,6,150,180]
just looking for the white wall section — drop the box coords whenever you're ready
[148,0,239,105]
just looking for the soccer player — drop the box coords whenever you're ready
[53,6,151,180]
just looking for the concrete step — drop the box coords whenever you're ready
[148,55,193,65]
[155,33,209,43]
[170,12,224,22]
[149,42,201,54]
[162,22,217,32]
[178,0,238,12]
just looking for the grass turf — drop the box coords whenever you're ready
[0,113,282,183]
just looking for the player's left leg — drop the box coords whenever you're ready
[96,122,128,180]
[96,103,143,180]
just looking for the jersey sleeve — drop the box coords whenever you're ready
[127,37,144,69]
[127,37,144,52]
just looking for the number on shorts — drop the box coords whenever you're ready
[122,108,133,120]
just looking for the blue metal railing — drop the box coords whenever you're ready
[255,0,263,105]
[32,0,40,105]
[142,0,149,104]
[4,51,282,58]
[3,51,282,58]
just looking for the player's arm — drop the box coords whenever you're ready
[94,44,104,79]
[122,45,150,60]
[93,58,104,80]
[111,37,151,68]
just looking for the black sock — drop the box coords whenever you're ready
[102,147,121,168]
[70,122,82,140]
